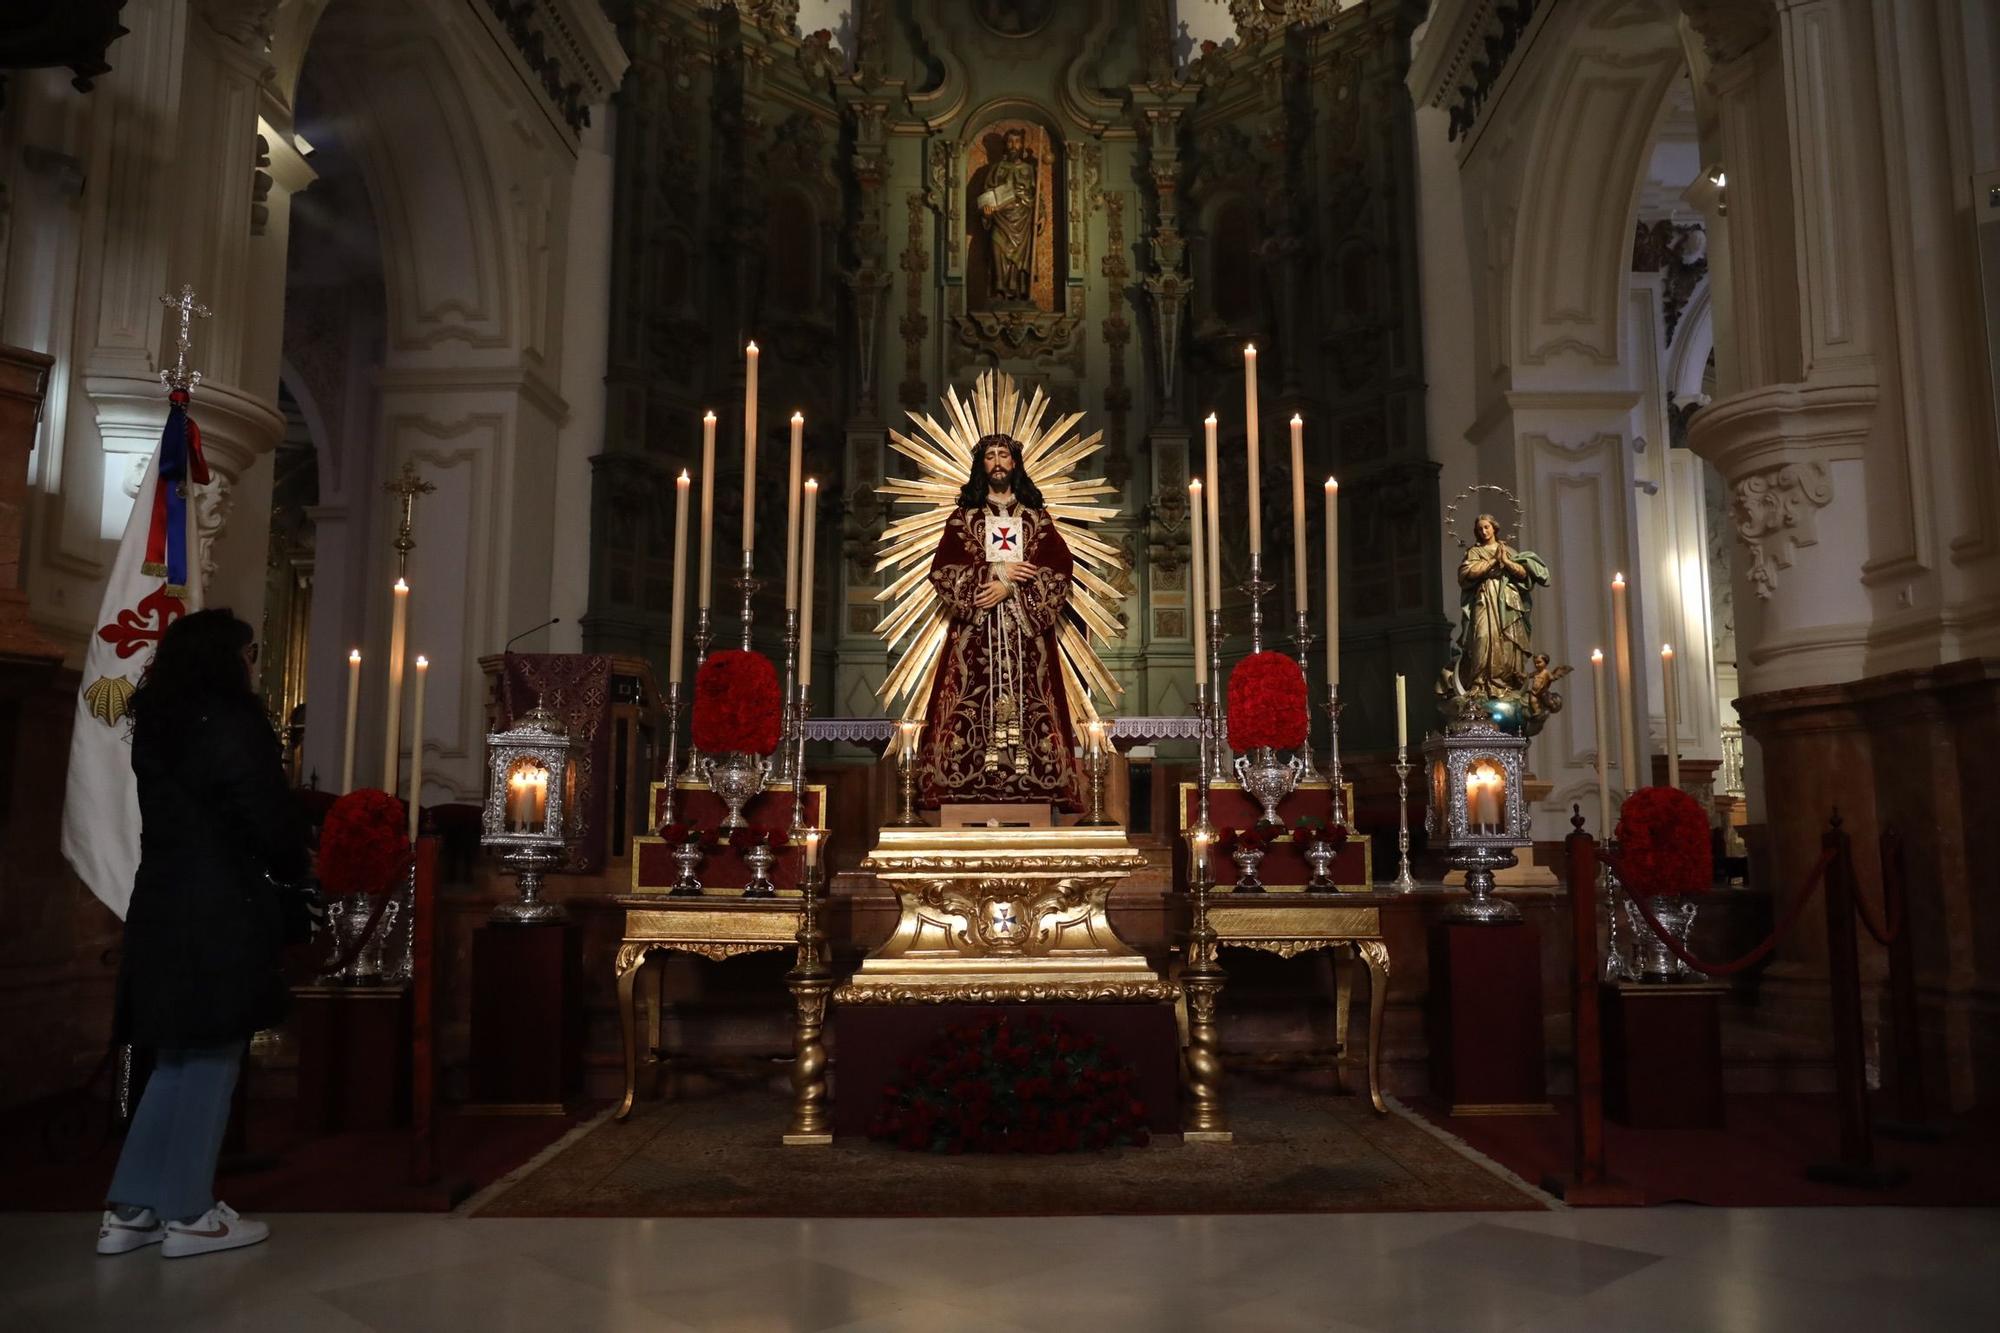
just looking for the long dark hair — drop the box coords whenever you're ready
[956,433,1046,511]
[128,608,255,725]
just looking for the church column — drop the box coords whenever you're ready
[1685,0,2000,1101]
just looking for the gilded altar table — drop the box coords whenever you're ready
[612,896,803,1122]
[834,824,1178,1004]
[1179,893,1394,1115]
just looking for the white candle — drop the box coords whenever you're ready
[797,479,818,687]
[1661,644,1679,790]
[698,411,717,610]
[1592,649,1611,836]
[1395,673,1408,750]
[1203,413,1222,611]
[784,412,804,611]
[1323,479,1339,686]
[527,768,548,831]
[1192,830,1209,882]
[382,578,408,794]
[1612,573,1637,794]
[802,827,821,871]
[1188,479,1207,685]
[408,655,428,841]
[1290,415,1307,613]
[669,471,691,683]
[341,649,361,793]
[1086,719,1109,757]
[507,771,527,830]
[1243,345,1261,556]
[742,342,759,554]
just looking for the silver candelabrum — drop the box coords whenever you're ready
[1206,602,1231,783]
[735,549,761,651]
[773,607,801,786]
[1234,746,1304,830]
[1293,610,1326,785]
[788,683,811,841]
[680,606,714,783]
[660,680,684,830]
[1391,743,1419,892]
[1325,682,1346,826]
[1193,682,1216,845]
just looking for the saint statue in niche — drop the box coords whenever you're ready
[977,127,1039,305]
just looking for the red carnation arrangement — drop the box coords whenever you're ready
[660,822,716,849]
[868,1010,1149,1154]
[1615,786,1713,896]
[730,826,787,853]
[318,789,411,899]
[1227,651,1309,751]
[1219,825,1278,855]
[692,650,783,755]
[1295,816,1351,850]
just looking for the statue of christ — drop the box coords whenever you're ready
[916,434,1082,808]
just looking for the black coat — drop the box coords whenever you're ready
[115,693,310,1050]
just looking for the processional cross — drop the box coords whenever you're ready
[159,284,211,392]
[384,460,437,577]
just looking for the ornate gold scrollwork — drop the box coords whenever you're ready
[833,979,1182,1005]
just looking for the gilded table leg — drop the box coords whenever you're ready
[1329,949,1353,1096]
[615,942,646,1121]
[1358,939,1390,1115]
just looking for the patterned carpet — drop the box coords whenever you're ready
[471,1069,1547,1218]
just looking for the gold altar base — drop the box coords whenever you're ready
[834,824,1178,1004]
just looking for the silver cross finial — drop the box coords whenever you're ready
[158,285,212,392]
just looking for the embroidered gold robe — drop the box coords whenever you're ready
[917,505,1081,808]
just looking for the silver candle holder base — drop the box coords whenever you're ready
[1293,610,1325,785]
[1442,846,1524,924]
[1391,746,1419,893]
[680,607,713,783]
[495,845,568,922]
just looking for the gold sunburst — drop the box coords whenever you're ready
[874,370,1127,733]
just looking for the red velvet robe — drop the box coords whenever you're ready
[918,504,1082,808]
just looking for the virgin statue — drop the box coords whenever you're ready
[1450,513,1550,697]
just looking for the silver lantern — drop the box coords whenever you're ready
[481,703,576,922]
[1422,712,1531,924]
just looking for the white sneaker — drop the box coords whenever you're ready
[97,1208,166,1255]
[160,1202,269,1259]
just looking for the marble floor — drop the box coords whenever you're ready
[1,1207,1994,1332]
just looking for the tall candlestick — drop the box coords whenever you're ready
[797,479,818,687]
[408,655,428,841]
[1395,672,1408,749]
[1189,479,1207,684]
[669,471,691,683]
[342,649,361,793]
[1611,572,1637,794]
[1290,415,1307,614]
[382,578,409,793]
[1661,644,1679,790]
[742,342,760,554]
[784,412,804,610]
[1323,478,1339,686]
[698,411,717,610]
[1243,345,1261,556]
[1203,413,1222,610]
[1592,649,1611,836]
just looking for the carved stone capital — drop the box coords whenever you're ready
[1679,0,1776,67]
[1733,461,1832,599]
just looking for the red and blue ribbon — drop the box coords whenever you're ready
[140,388,210,595]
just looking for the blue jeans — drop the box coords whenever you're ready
[107,1044,242,1223]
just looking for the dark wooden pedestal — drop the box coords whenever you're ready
[1427,922,1552,1115]
[293,985,411,1133]
[831,1004,1181,1138]
[470,922,581,1110]
[1603,981,1727,1129]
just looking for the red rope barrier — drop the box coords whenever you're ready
[1604,847,1836,977]
[1851,834,1905,948]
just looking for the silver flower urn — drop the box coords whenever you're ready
[1230,843,1267,893]
[703,751,772,831]
[742,842,778,898]
[1624,895,1702,982]
[1303,838,1338,891]
[1234,746,1305,829]
[670,839,706,897]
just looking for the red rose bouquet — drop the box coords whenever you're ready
[1615,786,1713,896]
[729,826,787,854]
[660,822,715,850]
[318,789,411,899]
[1227,651,1309,751]
[868,1010,1149,1154]
[1295,815,1351,850]
[1219,825,1278,855]
[692,650,782,755]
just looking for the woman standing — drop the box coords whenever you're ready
[98,609,309,1259]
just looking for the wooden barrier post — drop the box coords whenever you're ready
[409,835,440,1187]
[1547,806,1642,1205]
[1808,814,1907,1187]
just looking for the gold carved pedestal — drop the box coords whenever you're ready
[834,825,1177,1004]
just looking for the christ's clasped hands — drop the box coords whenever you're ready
[977,562,1040,608]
